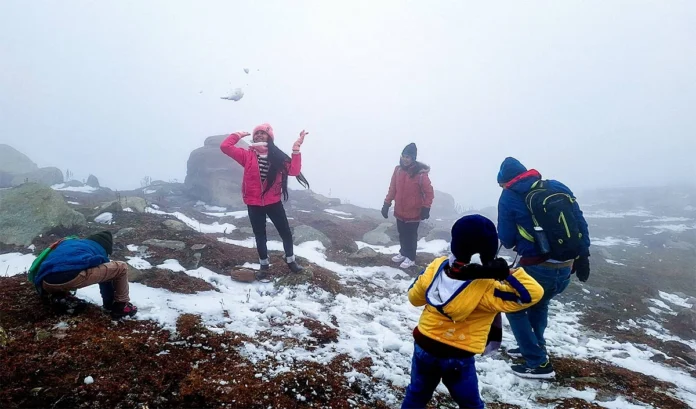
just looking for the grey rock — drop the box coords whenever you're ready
[118,196,147,213]
[0,184,86,246]
[114,227,136,238]
[127,264,145,282]
[649,353,667,363]
[12,167,64,187]
[349,247,379,260]
[184,135,247,207]
[293,225,332,248]
[192,252,202,269]
[385,222,434,243]
[425,227,451,242]
[86,174,100,188]
[0,144,38,175]
[430,190,460,220]
[595,390,618,403]
[277,268,314,287]
[191,244,207,251]
[142,239,186,251]
[362,223,393,245]
[163,219,189,231]
[93,200,122,217]
[239,227,255,235]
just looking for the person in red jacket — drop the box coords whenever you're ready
[382,143,435,268]
[220,123,310,277]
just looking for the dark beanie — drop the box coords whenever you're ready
[402,143,417,160]
[450,215,499,264]
[87,231,113,255]
[497,157,527,184]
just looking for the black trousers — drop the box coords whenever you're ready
[397,219,420,261]
[248,201,294,261]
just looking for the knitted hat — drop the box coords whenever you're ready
[497,157,527,184]
[252,123,275,140]
[87,231,113,255]
[450,215,499,264]
[402,143,417,160]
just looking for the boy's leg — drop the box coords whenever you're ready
[42,261,130,304]
[402,344,442,409]
[266,202,294,259]
[441,356,485,409]
[527,266,572,349]
[248,205,269,262]
[406,221,420,261]
[99,281,115,308]
[396,219,406,257]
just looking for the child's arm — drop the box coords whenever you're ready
[220,132,250,166]
[287,153,302,176]
[407,259,440,307]
[478,268,544,313]
[384,168,398,205]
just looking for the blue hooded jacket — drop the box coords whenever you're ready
[34,239,109,288]
[497,157,590,259]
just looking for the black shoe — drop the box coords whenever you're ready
[510,361,555,380]
[110,302,138,319]
[259,264,270,271]
[287,261,304,273]
[49,293,88,315]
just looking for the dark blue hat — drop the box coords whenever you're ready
[450,215,499,264]
[497,157,527,184]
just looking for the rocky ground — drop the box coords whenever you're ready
[1,184,695,408]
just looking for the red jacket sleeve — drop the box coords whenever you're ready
[220,133,248,166]
[287,152,302,177]
[385,167,398,205]
[421,173,435,208]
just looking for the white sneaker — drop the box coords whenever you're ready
[399,258,416,269]
[392,254,406,263]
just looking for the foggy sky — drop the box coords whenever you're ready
[1,1,695,209]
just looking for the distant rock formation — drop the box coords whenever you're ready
[184,135,247,207]
[86,174,100,188]
[0,144,64,188]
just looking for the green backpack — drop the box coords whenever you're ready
[27,236,79,283]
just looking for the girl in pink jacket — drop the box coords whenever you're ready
[220,123,310,276]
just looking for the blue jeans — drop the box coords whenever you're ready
[402,344,484,409]
[506,264,571,368]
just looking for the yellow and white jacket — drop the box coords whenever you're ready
[408,256,544,354]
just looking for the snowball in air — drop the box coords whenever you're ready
[221,88,244,102]
[84,376,94,385]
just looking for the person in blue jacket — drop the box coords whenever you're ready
[35,231,137,319]
[496,157,590,379]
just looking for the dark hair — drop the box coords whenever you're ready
[263,140,310,201]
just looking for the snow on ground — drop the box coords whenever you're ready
[592,237,641,247]
[123,207,134,212]
[143,189,157,194]
[642,217,692,223]
[51,183,98,193]
[356,239,450,256]
[202,210,248,219]
[638,223,696,235]
[0,253,36,277]
[126,256,152,270]
[583,209,652,219]
[659,291,694,309]
[67,201,80,205]
[94,212,113,224]
[323,209,352,216]
[605,259,627,266]
[2,238,695,407]
[146,207,237,234]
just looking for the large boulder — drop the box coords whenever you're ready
[362,223,393,245]
[118,196,147,213]
[430,190,460,220]
[293,225,332,249]
[142,239,186,251]
[11,167,64,187]
[86,174,100,188]
[0,144,38,175]
[184,135,247,208]
[0,184,86,246]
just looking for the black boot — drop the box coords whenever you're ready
[287,261,304,273]
[256,263,270,281]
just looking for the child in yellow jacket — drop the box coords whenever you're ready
[402,215,544,409]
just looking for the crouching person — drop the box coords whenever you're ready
[31,231,137,319]
[402,215,543,409]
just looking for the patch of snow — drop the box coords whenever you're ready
[592,237,640,247]
[605,259,626,266]
[356,239,449,256]
[157,259,186,272]
[51,183,98,193]
[658,291,693,309]
[324,209,352,216]
[143,189,157,194]
[94,212,113,224]
[642,216,691,223]
[67,201,80,205]
[126,256,152,270]
[650,299,674,312]
[146,207,236,234]
[151,204,160,209]
[638,224,695,234]
[27,244,36,251]
[127,244,139,252]
[0,253,37,277]
[203,210,248,219]
[84,376,94,385]
[202,204,227,212]
[685,205,695,212]
[297,210,311,213]
[584,209,652,219]
[123,207,134,212]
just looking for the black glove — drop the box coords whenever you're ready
[381,204,390,219]
[573,255,590,282]
[420,207,430,220]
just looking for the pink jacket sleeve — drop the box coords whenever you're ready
[421,173,435,208]
[287,152,302,177]
[385,167,398,205]
[220,133,248,166]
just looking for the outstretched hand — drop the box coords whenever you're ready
[237,131,251,138]
[293,130,308,152]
